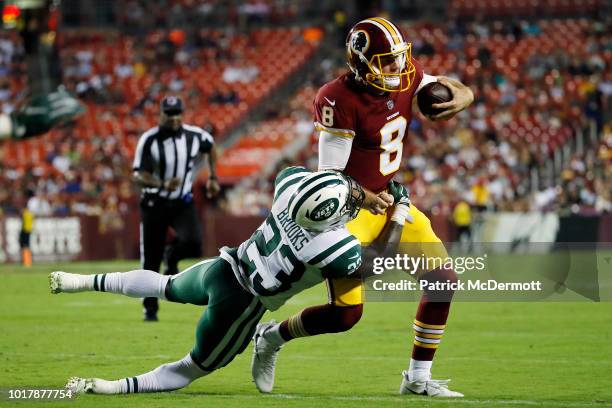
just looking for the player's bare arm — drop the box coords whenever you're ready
[205,146,221,198]
[429,76,474,121]
[360,183,410,276]
[359,218,403,277]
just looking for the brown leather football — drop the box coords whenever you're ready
[417,82,452,116]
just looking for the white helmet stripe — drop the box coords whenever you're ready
[289,175,335,211]
[288,174,339,216]
[374,17,404,43]
[289,174,341,218]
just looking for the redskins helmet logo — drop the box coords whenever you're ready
[350,30,369,54]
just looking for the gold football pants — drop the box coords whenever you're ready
[328,205,448,306]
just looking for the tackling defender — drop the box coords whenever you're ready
[50,167,411,395]
[251,17,473,397]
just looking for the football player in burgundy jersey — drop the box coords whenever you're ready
[251,17,473,397]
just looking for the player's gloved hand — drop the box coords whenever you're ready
[8,87,85,140]
[388,180,413,225]
[388,180,411,206]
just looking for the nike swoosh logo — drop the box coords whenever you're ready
[323,97,336,106]
[349,253,360,260]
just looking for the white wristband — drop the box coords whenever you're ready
[391,204,410,225]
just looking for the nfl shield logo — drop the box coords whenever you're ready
[387,100,394,110]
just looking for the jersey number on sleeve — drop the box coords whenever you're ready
[321,106,334,127]
[379,116,407,176]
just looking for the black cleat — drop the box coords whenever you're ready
[143,312,158,322]
[162,246,179,276]
[142,297,159,322]
[163,264,178,276]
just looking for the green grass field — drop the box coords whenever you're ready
[1,260,611,408]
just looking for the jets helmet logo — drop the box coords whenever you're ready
[350,30,369,54]
[309,198,339,222]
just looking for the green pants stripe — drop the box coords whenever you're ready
[165,256,266,372]
[209,303,265,370]
[201,296,260,368]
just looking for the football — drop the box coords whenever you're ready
[417,82,453,116]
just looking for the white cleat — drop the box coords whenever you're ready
[65,377,120,395]
[49,271,64,294]
[65,377,94,394]
[251,320,282,393]
[49,271,84,294]
[399,371,464,397]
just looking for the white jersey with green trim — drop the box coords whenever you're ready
[220,167,362,311]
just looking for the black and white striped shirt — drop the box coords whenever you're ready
[132,124,214,200]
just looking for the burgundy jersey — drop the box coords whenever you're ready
[314,59,424,193]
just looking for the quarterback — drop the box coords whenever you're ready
[251,17,473,397]
[50,167,411,395]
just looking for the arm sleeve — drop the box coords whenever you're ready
[132,133,154,172]
[313,86,356,170]
[318,131,354,171]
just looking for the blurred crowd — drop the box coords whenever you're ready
[0,31,23,115]
[0,14,609,221]
[0,129,135,232]
[63,0,332,32]
[536,135,611,215]
[225,16,611,217]
[59,27,262,121]
[411,18,610,216]
[0,24,313,221]
[116,0,306,32]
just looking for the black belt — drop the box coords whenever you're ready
[141,192,193,203]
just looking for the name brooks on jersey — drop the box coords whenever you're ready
[276,207,309,251]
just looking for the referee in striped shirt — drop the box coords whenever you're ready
[133,96,220,321]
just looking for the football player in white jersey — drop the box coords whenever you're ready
[50,167,411,395]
